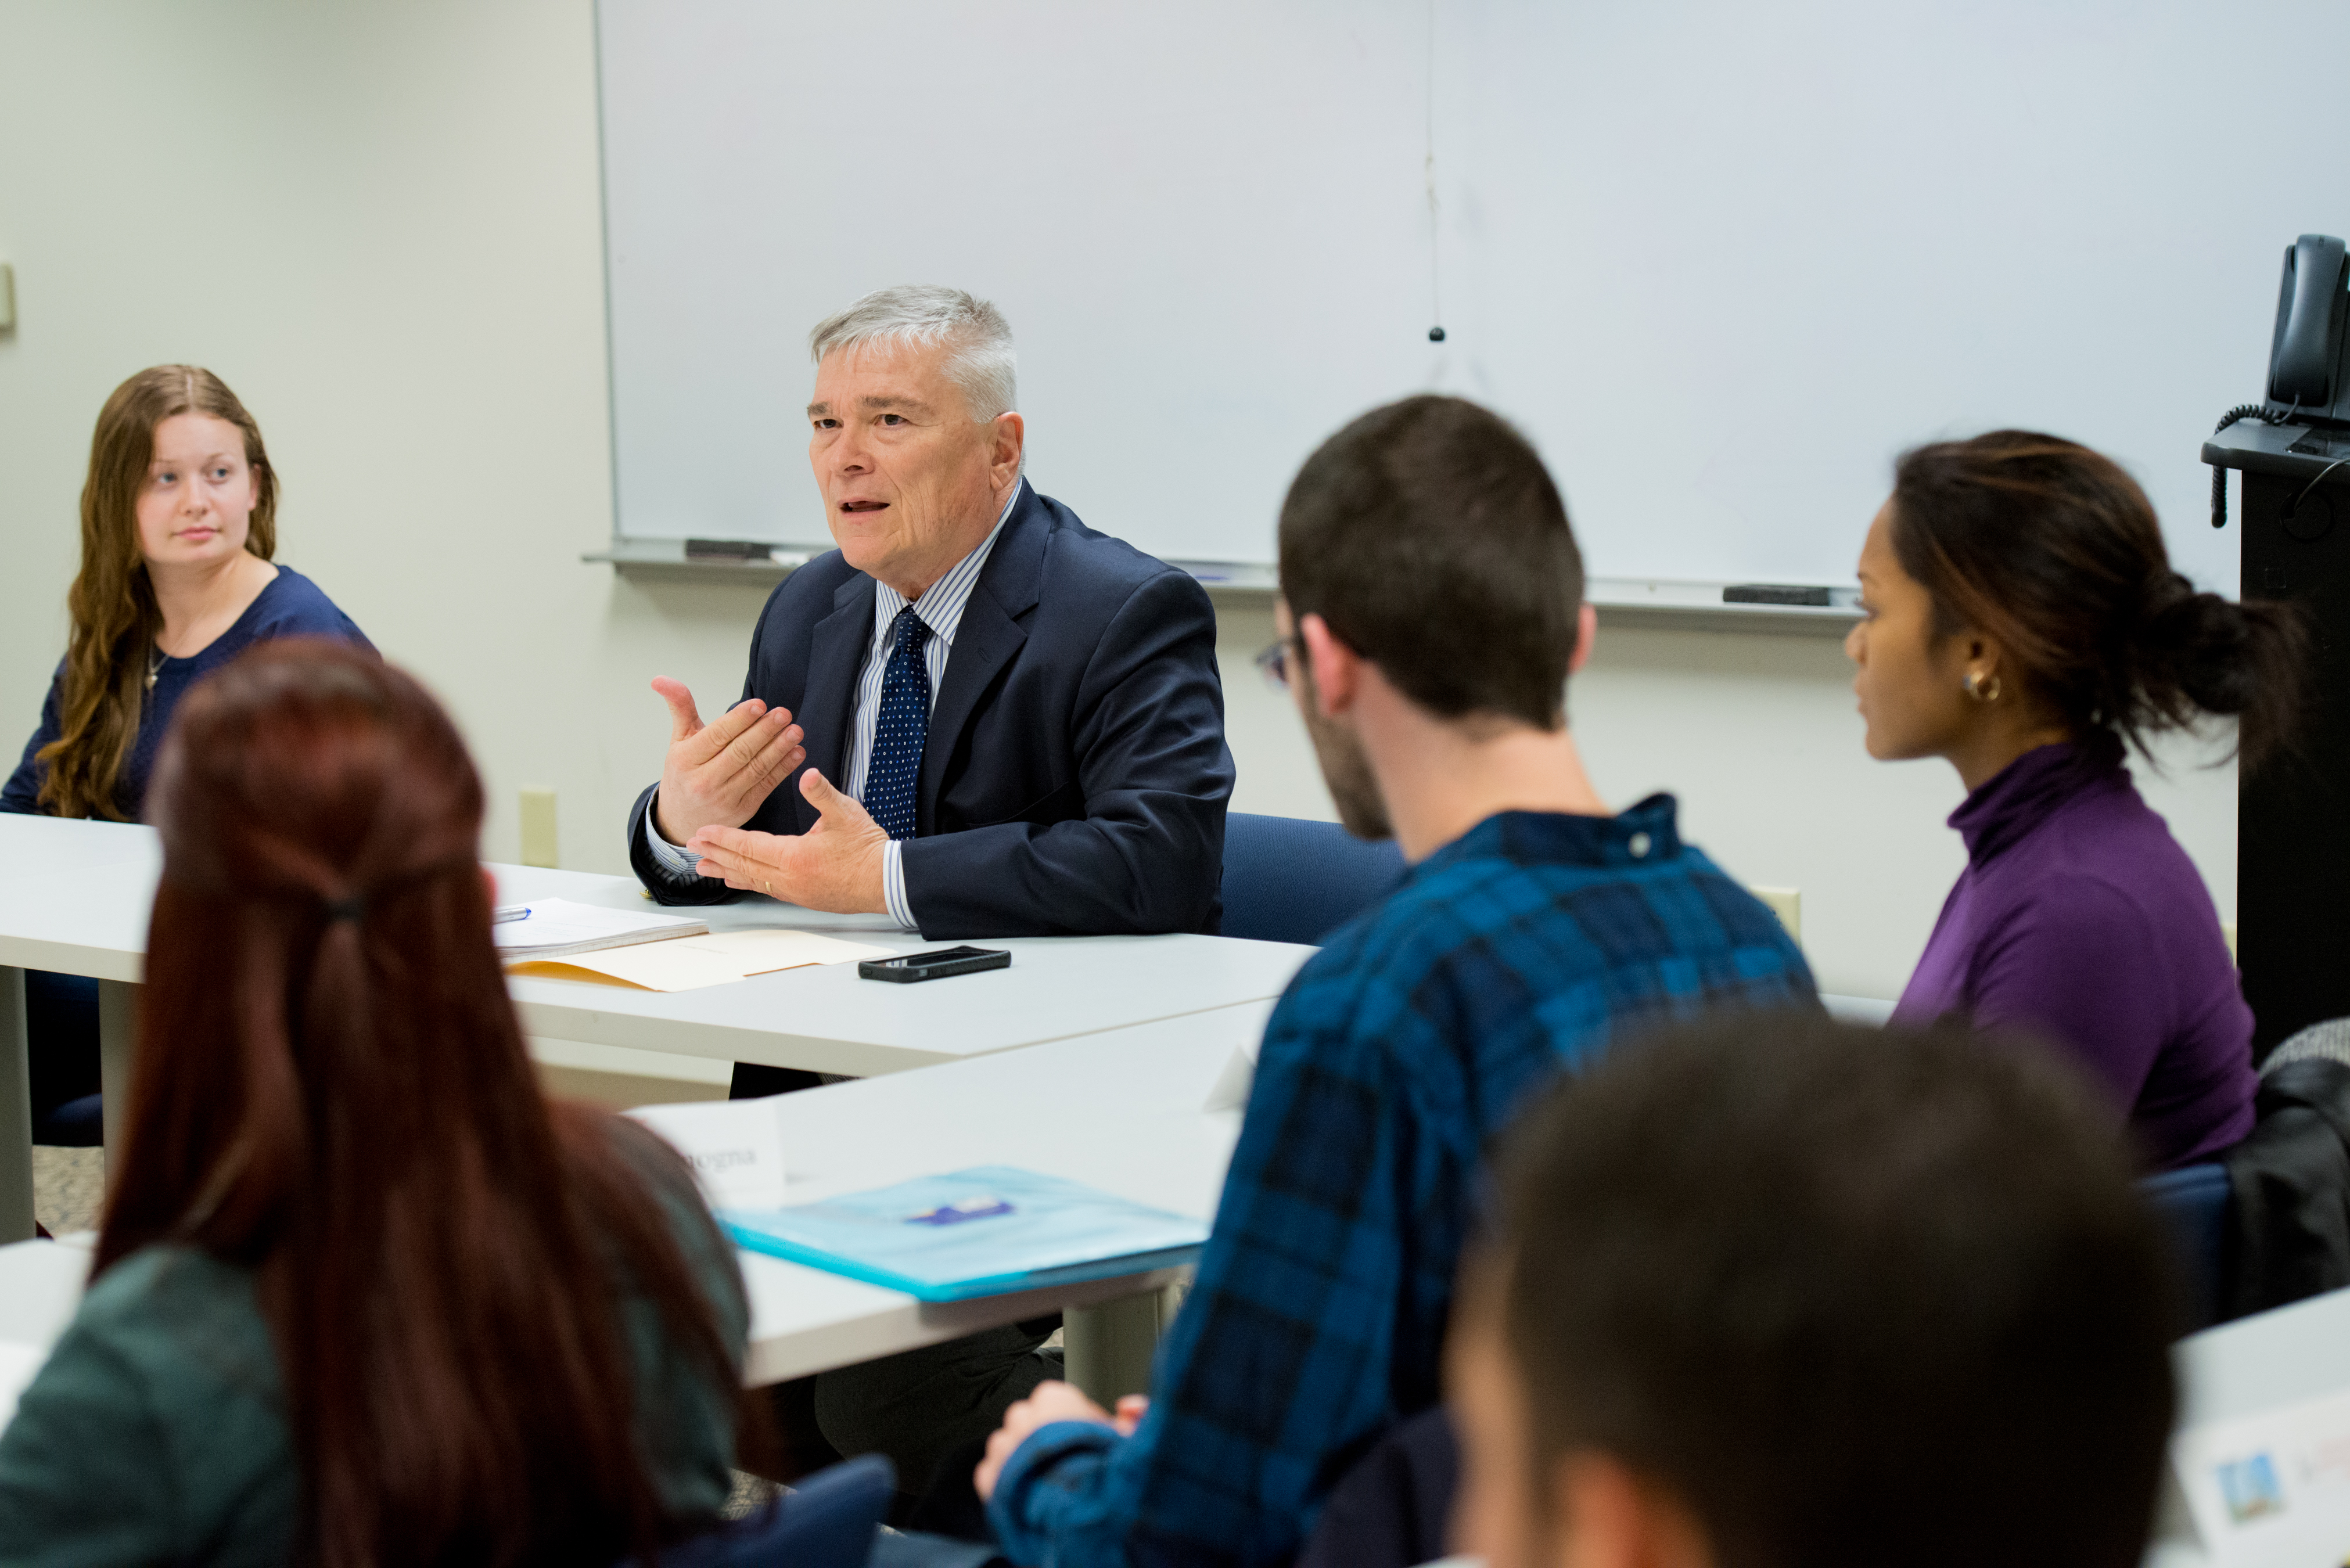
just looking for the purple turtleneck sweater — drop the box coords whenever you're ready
[1892,742,2255,1170]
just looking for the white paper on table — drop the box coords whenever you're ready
[491,897,706,958]
[626,1098,790,1209]
[2171,1382,2350,1562]
[0,1341,49,1438]
[511,928,892,991]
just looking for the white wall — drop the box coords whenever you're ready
[0,0,2237,1007]
[1214,598,2239,1001]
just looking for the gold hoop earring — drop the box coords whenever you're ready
[1963,671,2002,704]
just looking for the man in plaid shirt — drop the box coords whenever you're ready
[971,395,1817,1568]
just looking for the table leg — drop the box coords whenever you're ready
[1063,1285,1174,1407]
[0,968,32,1243]
[98,980,139,1181]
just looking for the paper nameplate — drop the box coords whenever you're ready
[1202,1035,1262,1112]
[626,1098,790,1210]
[0,1340,49,1438]
[512,928,892,992]
[2172,1383,2350,1562]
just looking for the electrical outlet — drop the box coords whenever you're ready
[0,264,15,332]
[520,787,558,868]
[1750,886,1801,945]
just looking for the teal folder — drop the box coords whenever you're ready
[721,1166,1210,1303]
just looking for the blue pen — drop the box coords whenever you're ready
[493,904,531,925]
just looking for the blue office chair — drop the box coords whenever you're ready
[1219,812,1409,946]
[2140,1163,2231,1332]
[657,1454,894,1568]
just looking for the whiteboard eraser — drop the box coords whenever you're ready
[1724,584,1831,606]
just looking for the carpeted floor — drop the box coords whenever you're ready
[32,1146,103,1236]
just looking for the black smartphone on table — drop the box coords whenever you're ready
[857,946,1012,984]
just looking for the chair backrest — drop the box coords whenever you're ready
[2266,1016,2350,1074]
[2140,1163,2232,1332]
[1295,1405,1458,1568]
[1219,812,1408,946]
[653,1454,894,1568]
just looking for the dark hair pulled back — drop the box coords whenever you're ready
[1891,430,2306,769]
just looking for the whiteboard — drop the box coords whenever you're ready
[598,0,2347,592]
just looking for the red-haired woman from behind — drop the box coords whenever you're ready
[0,641,750,1567]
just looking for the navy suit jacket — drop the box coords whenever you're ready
[626,484,1234,937]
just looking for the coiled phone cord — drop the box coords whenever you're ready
[2211,404,2287,528]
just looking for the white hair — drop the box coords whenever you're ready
[809,285,1018,422]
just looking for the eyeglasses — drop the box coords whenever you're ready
[1255,638,1299,691]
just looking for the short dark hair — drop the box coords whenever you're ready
[1483,1012,2179,1568]
[1892,429,2306,770]
[1278,395,1584,729]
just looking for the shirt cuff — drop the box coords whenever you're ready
[984,1419,1125,1562]
[882,839,917,930]
[644,792,705,877]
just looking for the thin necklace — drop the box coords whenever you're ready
[149,556,251,689]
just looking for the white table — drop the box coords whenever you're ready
[0,998,1267,1431]
[0,815,1313,1241]
[2141,1283,2350,1567]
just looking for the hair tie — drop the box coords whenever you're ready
[323,895,365,924]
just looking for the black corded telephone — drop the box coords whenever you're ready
[2223,235,2350,1062]
[2208,234,2350,528]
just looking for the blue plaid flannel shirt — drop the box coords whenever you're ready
[986,799,1818,1567]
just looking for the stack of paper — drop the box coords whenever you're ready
[506,925,892,991]
[491,898,707,959]
[721,1166,1209,1301]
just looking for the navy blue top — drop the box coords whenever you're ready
[2,567,372,819]
[987,800,1819,1568]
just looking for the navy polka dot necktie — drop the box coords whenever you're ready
[865,607,932,841]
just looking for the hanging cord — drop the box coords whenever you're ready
[2287,456,2350,519]
[1424,0,1443,343]
[2211,404,2290,528]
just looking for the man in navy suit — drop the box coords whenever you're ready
[626,285,1231,944]
[624,285,1234,1489]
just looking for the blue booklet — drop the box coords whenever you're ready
[721,1166,1210,1303]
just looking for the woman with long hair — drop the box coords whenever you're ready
[1848,430,2304,1168]
[0,642,751,1567]
[3,365,371,1145]
[4,365,369,819]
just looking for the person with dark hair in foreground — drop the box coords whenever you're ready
[1453,1012,2180,1568]
[1851,430,2304,1168]
[0,642,750,1568]
[971,396,1817,1567]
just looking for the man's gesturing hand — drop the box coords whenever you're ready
[651,677,804,845]
[686,768,890,915]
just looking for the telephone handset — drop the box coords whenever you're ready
[2269,235,2349,415]
[2209,233,2350,527]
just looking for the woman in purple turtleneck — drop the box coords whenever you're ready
[1849,431,2305,1170]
